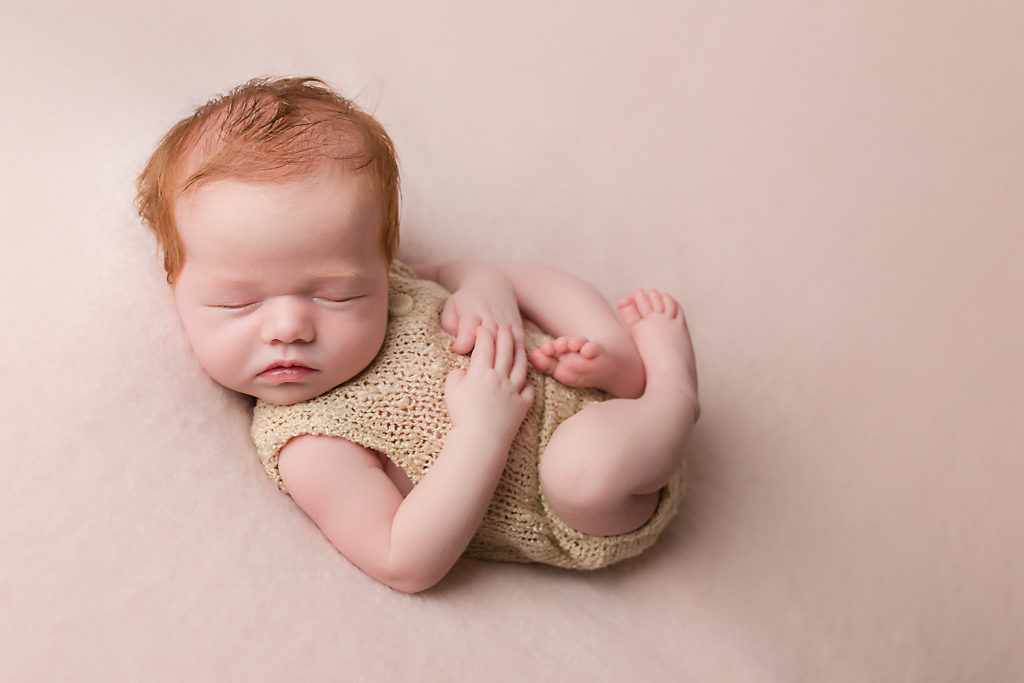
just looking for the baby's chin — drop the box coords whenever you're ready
[240,377,341,406]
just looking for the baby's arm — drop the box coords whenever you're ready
[413,259,617,349]
[417,260,646,397]
[278,327,534,593]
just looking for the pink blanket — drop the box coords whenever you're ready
[2,2,1021,679]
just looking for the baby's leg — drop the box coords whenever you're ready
[538,289,699,536]
[503,262,645,398]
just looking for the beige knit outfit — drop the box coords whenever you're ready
[250,262,686,569]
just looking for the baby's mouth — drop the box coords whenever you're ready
[258,361,316,384]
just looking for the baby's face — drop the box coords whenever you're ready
[171,171,390,405]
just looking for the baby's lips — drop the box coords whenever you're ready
[259,359,312,373]
[257,361,316,383]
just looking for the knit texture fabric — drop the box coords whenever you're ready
[250,262,686,569]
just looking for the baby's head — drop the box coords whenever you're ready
[137,77,401,405]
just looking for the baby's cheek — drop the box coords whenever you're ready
[189,323,249,388]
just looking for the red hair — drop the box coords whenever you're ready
[136,76,400,283]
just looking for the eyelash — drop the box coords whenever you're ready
[215,302,259,310]
[314,295,360,304]
[210,295,361,310]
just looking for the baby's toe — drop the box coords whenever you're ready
[647,289,665,314]
[634,288,653,316]
[617,296,642,326]
[660,293,679,318]
[529,348,557,373]
[566,337,587,353]
[579,340,603,359]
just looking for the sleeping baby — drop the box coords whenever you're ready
[136,76,700,592]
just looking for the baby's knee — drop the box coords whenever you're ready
[539,448,657,536]
[539,439,629,517]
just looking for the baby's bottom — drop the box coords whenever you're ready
[539,289,698,535]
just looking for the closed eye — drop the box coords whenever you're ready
[314,295,362,304]
[210,301,260,310]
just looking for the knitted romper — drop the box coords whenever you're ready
[250,262,686,569]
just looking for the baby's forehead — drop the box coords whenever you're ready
[173,171,386,283]
[173,167,382,248]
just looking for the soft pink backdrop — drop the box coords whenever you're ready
[2,1,1021,680]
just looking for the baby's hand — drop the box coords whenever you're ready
[441,278,525,356]
[444,326,535,444]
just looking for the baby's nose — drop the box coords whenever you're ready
[260,297,315,344]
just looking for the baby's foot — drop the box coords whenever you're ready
[530,337,605,387]
[617,289,700,417]
[530,336,644,398]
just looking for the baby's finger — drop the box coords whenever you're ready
[519,382,535,407]
[493,326,514,377]
[455,314,481,354]
[512,323,526,372]
[509,339,529,389]
[440,297,459,337]
[470,325,495,369]
[480,319,498,338]
[444,367,467,394]
[511,323,525,350]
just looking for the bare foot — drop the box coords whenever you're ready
[617,289,700,418]
[529,336,644,398]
